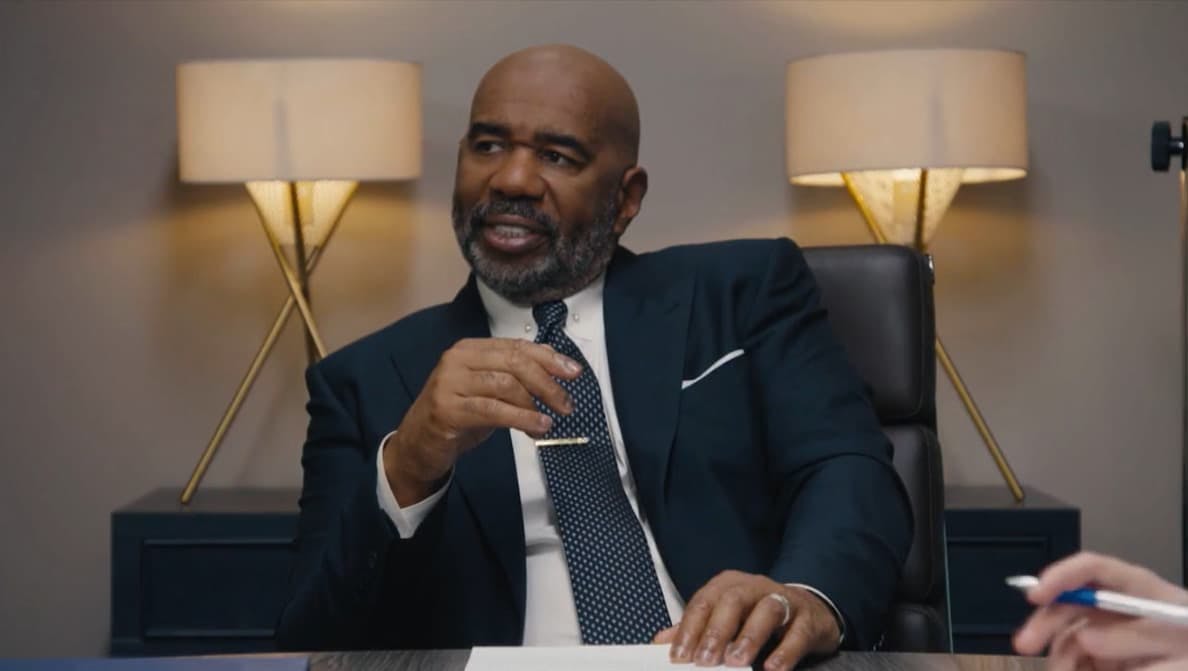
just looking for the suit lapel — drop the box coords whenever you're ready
[454,429,525,627]
[603,248,692,532]
[389,276,527,628]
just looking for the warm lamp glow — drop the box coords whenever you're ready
[174,59,423,505]
[782,49,1030,502]
[177,59,421,183]
[785,49,1028,246]
[789,166,1026,188]
[244,181,357,247]
[843,168,963,248]
[177,58,421,245]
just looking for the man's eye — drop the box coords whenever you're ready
[474,140,503,154]
[540,150,574,167]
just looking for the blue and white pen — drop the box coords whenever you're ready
[1006,575,1188,627]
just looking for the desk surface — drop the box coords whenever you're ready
[307,650,1045,671]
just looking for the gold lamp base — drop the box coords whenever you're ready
[842,171,1026,502]
[179,181,357,505]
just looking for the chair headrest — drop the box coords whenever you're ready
[802,245,936,427]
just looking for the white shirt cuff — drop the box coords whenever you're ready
[787,583,846,645]
[375,430,449,539]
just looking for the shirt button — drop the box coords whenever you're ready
[572,313,581,323]
[367,551,378,569]
[524,324,533,333]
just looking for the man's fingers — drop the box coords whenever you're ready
[671,594,715,664]
[467,370,536,410]
[725,594,786,667]
[456,396,552,436]
[692,589,748,666]
[763,617,811,671]
[457,338,582,380]
[653,626,677,644]
[464,345,578,416]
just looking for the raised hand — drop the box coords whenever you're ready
[383,338,581,504]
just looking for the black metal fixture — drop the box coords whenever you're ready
[1151,118,1187,583]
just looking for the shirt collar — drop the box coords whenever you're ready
[475,274,605,342]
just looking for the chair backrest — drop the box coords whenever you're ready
[801,244,950,653]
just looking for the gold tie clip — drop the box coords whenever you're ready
[534,437,591,447]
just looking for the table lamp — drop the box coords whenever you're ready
[785,48,1028,500]
[176,58,422,504]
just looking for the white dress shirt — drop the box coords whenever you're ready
[374,275,842,645]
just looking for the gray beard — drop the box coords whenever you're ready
[452,193,620,305]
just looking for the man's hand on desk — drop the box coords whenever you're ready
[654,571,840,671]
[383,338,582,505]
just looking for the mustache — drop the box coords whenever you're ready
[469,198,559,236]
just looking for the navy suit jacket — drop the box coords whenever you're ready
[276,238,912,652]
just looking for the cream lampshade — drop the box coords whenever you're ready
[175,58,422,504]
[178,58,421,245]
[786,48,1027,247]
[785,48,1029,501]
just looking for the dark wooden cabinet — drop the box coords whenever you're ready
[110,489,299,655]
[111,485,1079,655]
[944,486,1081,653]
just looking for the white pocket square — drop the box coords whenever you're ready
[681,349,745,390]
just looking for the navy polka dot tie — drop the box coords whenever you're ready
[532,300,673,645]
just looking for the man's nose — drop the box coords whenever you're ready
[489,146,545,200]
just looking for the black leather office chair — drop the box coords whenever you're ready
[802,245,950,653]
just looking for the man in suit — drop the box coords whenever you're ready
[277,45,912,671]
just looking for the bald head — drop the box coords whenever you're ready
[452,46,650,305]
[470,45,640,163]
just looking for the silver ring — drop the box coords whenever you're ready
[766,592,792,627]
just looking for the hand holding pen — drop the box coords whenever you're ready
[1007,575,1188,627]
[1013,552,1188,671]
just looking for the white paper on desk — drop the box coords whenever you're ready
[466,645,730,671]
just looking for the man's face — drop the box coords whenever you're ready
[452,70,629,305]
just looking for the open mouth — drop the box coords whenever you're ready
[479,215,550,254]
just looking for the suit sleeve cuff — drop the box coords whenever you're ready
[375,430,450,539]
[787,583,846,646]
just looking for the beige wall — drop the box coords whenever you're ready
[2,0,1186,657]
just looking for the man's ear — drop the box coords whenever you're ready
[613,165,648,236]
